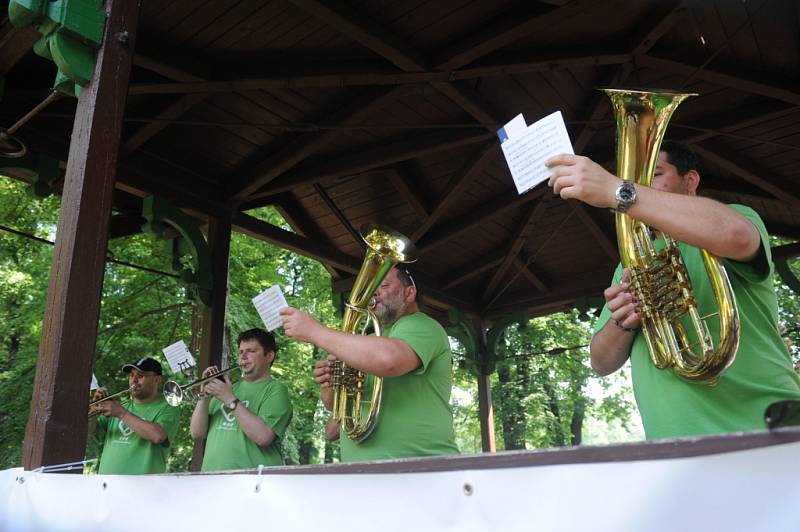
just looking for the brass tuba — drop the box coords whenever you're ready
[604,88,740,384]
[331,224,416,442]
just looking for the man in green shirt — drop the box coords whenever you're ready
[546,141,800,438]
[190,328,292,471]
[91,357,180,474]
[281,267,460,461]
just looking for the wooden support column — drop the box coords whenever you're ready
[190,212,232,472]
[477,373,496,453]
[476,318,496,453]
[22,0,140,470]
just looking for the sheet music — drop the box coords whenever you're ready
[498,111,574,195]
[89,373,99,391]
[252,285,289,332]
[163,340,195,375]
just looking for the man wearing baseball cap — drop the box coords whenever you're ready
[90,357,180,474]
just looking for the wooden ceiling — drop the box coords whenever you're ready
[2,0,800,321]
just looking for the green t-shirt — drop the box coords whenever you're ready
[596,204,800,439]
[95,397,180,475]
[201,377,293,471]
[340,311,460,461]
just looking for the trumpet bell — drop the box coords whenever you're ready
[163,380,183,407]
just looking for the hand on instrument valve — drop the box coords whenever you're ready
[280,307,325,344]
[605,268,641,332]
[546,154,622,209]
[313,355,336,410]
[200,365,236,405]
[91,387,127,418]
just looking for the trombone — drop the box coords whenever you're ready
[162,365,239,406]
[88,388,132,417]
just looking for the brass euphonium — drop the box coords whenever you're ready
[604,88,740,384]
[331,224,416,442]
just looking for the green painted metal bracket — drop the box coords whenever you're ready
[0,150,59,197]
[776,259,800,296]
[9,0,106,97]
[141,196,213,308]
[446,308,528,376]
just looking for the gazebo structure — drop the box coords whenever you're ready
[1,0,799,471]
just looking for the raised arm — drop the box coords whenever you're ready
[546,154,760,261]
[281,307,421,377]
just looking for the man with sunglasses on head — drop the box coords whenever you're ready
[281,266,459,462]
[90,357,180,474]
[190,328,293,471]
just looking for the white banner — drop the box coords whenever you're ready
[2,440,799,532]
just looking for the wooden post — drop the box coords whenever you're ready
[189,213,232,472]
[22,0,140,470]
[477,373,497,453]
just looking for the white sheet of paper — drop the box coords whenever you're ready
[498,110,574,195]
[163,340,195,375]
[89,373,99,391]
[253,285,289,332]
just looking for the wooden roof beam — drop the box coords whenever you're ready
[271,192,345,280]
[429,81,502,128]
[0,20,39,73]
[121,93,209,156]
[411,141,497,242]
[441,248,506,291]
[417,187,547,253]
[681,101,800,145]
[233,212,361,274]
[637,55,800,107]
[126,53,630,95]
[569,201,618,261]
[228,86,411,201]
[388,166,430,221]
[691,142,800,209]
[629,0,693,56]
[254,130,493,198]
[313,183,364,250]
[482,197,551,305]
[434,1,590,70]
[285,0,427,71]
[514,254,551,293]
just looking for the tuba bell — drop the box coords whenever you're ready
[604,88,740,384]
[331,224,416,442]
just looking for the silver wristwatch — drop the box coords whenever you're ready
[614,181,637,213]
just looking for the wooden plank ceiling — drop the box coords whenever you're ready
[2,0,800,321]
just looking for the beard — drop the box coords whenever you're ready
[375,292,405,326]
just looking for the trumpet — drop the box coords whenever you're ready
[88,388,132,416]
[162,365,239,406]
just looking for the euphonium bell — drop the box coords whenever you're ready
[331,224,416,442]
[604,88,740,384]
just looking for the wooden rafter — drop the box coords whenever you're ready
[233,212,361,274]
[513,255,550,293]
[228,86,411,201]
[272,192,344,280]
[442,248,506,291]
[417,187,547,253]
[126,53,630,95]
[388,166,430,221]
[682,101,800,145]
[122,93,209,156]
[285,0,427,71]
[434,0,590,70]
[481,197,551,306]
[313,183,363,249]
[252,130,493,199]
[411,141,497,242]
[638,55,800,107]
[569,201,618,261]
[0,21,39,73]
[692,143,800,209]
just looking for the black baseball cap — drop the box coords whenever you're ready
[122,357,163,375]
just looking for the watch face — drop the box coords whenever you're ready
[619,187,634,201]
